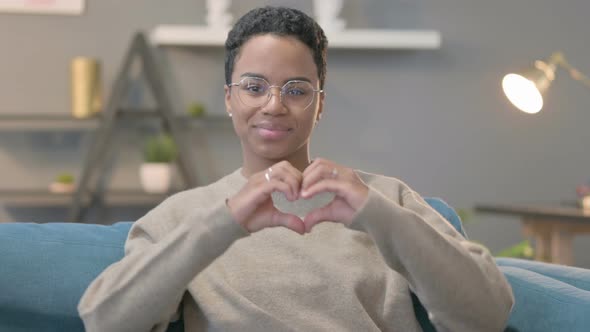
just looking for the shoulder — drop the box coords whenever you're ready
[164,175,231,209]
[158,172,231,210]
[354,169,415,202]
[129,170,242,241]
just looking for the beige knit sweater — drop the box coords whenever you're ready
[78,168,513,332]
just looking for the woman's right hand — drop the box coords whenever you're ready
[226,161,306,234]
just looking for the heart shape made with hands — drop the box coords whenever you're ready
[271,191,335,219]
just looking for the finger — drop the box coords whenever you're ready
[301,164,339,192]
[275,161,303,198]
[305,178,369,212]
[276,160,304,182]
[303,202,336,233]
[265,168,300,200]
[265,179,298,201]
[301,178,348,200]
[271,210,306,235]
[286,169,303,199]
[260,178,297,201]
[278,171,302,201]
[302,157,326,177]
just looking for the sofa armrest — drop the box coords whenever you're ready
[0,222,132,331]
[500,265,590,332]
[497,257,590,291]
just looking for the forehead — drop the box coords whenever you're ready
[232,34,318,83]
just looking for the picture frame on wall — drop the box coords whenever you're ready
[0,0,84,15]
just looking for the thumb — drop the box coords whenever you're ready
[303,203,334,233]
[271,210,306,235]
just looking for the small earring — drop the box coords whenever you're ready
[228,113,233,117]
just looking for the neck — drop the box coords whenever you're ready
[241,145,311,177]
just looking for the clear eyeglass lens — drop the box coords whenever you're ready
[237,78,316,110]
[282,81,314,109]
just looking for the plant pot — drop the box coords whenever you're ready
[49,182,75,194]
[140,163,173,193]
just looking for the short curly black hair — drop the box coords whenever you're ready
[224,6,328,89]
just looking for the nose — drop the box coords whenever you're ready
[262,86,287,115]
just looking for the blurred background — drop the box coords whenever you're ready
[1,0,589,267]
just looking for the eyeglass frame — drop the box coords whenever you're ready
[226,76,324,111]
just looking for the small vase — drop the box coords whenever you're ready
[49,182,75,194]
[140,163,173,193]
[313,0,346,33]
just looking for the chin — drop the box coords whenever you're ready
[248,140,294,159]
[255,147,292,161]
[242,133,309,161]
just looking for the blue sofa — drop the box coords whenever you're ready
[1,198,589,332]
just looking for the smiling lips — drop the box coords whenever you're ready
[254,122,292,140]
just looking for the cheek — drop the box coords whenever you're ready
[231,106,256,132]
[297,113,318,135]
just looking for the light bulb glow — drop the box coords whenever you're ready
[502,73,544,114]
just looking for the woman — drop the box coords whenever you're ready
[79,6,513,332]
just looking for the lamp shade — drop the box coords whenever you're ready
[502,55,560,114]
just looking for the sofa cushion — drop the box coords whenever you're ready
[497,257,590,291]
[0,199,459,332]
[500,266,590,331]
[0,222,132,332]
[424,197,467,237]
[5,200,587,332]
[0,221,186,332]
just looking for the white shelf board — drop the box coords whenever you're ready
[0,189,170,207]
[151,25,441,50]
[0,113,231,131]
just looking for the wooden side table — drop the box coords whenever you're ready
[475,203,590,265]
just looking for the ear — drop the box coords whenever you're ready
[224,85,232,116]
[316,92,325,122]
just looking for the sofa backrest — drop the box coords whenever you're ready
[0,222,132,331]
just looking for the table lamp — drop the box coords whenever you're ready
[501,52,590,114]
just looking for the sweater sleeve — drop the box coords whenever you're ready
[349,185,514,332]
[77,197,249,332]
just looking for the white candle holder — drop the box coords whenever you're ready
[313,0,346,33]
[206,0,233,30]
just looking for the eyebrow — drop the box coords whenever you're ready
[240,72,312,84]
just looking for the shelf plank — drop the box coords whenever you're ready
[0,113,231,131]
[150,25,442,50]
[0,114,99,131]
[0,189,171,207]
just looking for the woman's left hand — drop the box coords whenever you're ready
[300,158,369,233]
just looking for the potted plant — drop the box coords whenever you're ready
[187,102,206,118]
[457,208,535,259]
[140,133,178,193]
[49,172,76,194]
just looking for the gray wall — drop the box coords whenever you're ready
[1,0,590,267]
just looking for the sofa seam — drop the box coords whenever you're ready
[0,234,124,248]
[508,276,590,305]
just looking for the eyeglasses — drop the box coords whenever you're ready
[227,77,323,111]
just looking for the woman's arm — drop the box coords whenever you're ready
[77,197,249,332]
[349,183,514,332]
[300,159,513,331]
[78,162,306,332]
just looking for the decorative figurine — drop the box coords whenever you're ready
[206,0,233,30]
[313,0,346,32]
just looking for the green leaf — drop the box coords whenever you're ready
[55,172,75,184]
[143,133,178,163]
[495,240,534,259]
[187,102,206,117]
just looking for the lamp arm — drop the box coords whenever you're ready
[552,52,590,89]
